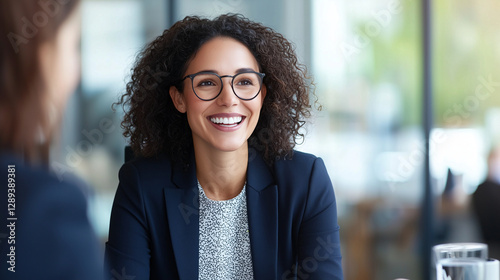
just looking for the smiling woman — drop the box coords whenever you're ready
[107,14,343,280]
[169,37,266,159]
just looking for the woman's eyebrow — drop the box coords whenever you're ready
[235,68,257,73]
[195,68,257,75]
[195,69,218,74]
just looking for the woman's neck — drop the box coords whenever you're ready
[194,143,248,201]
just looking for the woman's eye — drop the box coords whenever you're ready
[237,79,253,86]
[198,80,216,87]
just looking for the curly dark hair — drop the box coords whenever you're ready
[116,13,316,165]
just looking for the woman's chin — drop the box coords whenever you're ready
[210,139,249,153]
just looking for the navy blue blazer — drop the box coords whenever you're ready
[105,150,343,279]
[0,153,103,280]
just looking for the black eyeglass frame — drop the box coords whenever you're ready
[180,71,266,101]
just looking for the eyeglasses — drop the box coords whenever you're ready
[180,71,265,101]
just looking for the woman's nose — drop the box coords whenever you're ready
[216,78,239,106]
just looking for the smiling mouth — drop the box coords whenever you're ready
[209,116,244,127]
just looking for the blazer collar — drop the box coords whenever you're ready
[246,151,279,278]
[171,151,197,190]
[164,152,199,279]
[246,149,275,192]
[164,149,278,279]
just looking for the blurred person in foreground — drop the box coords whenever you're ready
[107,14,342,279]
[0,0,103,279]
[472,146,500,259]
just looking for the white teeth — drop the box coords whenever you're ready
[210,116,243,125]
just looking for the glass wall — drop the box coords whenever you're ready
[432,0,500,270]
[309,1,423,279]
[63,0,500,279]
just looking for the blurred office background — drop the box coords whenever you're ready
[52,0,500,279]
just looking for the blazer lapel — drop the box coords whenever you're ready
[246,152,278,279]
[164,158,199,280]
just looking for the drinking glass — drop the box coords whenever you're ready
[436,257,485,280]
[433,243,488,261]
[433,243,488,280]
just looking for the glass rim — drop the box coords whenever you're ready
[433,243,488,252]
[181,71,265,101]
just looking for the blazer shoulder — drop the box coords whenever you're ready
[271,150,331,189]
[118,154,181,195]
[274,150,320,170]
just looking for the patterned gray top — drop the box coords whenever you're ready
[198,182,254,280]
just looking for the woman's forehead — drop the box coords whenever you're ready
[185,37,259,74]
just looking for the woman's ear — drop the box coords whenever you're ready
[169,86,187,113]
[260,84,267,104]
